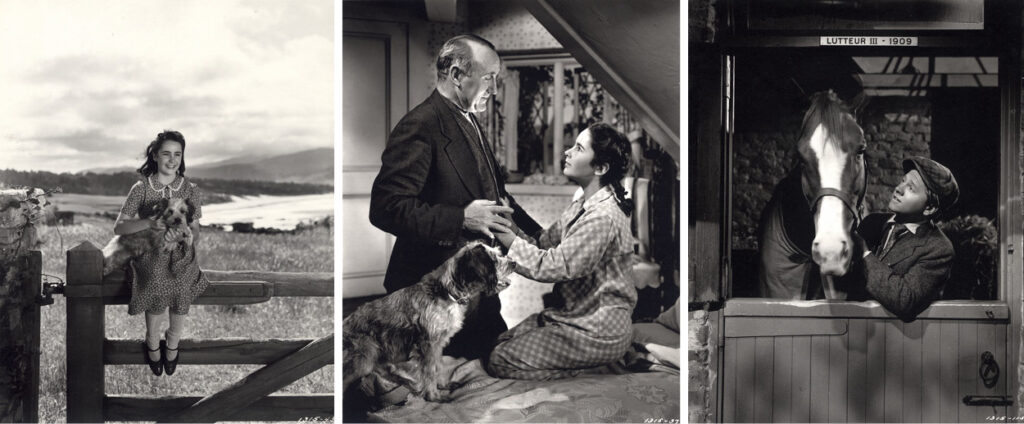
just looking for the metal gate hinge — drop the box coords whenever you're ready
[36,282,65,306]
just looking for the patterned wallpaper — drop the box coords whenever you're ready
[468,0,562,51]
[424,22,469,92]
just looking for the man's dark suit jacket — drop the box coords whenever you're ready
[369,89,541,359]
[857,212,954,322]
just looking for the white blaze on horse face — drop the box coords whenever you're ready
[808,124,852,276]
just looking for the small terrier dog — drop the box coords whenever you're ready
[342,242,515,401]
[102,198,195,276]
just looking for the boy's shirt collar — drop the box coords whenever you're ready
[886,215,926,234]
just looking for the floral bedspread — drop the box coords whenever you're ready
[368,356,680,423]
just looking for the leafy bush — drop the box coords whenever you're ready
[937,215,998,300]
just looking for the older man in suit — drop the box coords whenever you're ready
[369,34,541,360]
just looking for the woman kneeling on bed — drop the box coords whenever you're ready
[489,123,637,380]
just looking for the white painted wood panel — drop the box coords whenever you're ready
[723,316,1010,422]
[341,19,407,298]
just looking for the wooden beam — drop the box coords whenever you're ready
[86,270,333,303]
[157,334,334,423]
[424,0,458,23]
[504,70,520,171]
[65,242,105,423]
[553,61,564,176]
[690,46,724,302]
[65,280,274,305]
[104,338,328,365]
[106,394,333,422]
[204,270,334,296]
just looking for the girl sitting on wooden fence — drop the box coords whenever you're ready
[113,130,209,376]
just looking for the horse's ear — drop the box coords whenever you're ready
[850,92,870,119]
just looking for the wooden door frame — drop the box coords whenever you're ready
[340,18,408,297]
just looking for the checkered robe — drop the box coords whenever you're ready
[488,187,638,380]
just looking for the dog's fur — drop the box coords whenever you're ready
[101,197,195,276]
[342,242,515,401]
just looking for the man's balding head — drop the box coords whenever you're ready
[436,34,498,82]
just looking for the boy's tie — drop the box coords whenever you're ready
[880,223,908,257]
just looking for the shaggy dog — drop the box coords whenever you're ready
[101,198,195,276]
[342,242,514,401]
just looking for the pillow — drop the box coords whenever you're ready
[632,322,679,348]
[654,298,680,333]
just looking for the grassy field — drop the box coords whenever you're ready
[34,216,333,423]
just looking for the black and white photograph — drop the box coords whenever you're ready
[342,0,680,422]
[689,0,1024,422]
[0,1,334,422]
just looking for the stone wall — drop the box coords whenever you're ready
[688,309,715,422]
[689,0,717,43]
[861,112,932,212]
[731,109,933,251]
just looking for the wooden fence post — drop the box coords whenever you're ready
[66,242,105,423]
[26,251,41,424]
[0,251,42,423]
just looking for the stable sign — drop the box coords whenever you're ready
[820,36,918,46]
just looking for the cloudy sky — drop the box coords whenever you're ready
[0,0,332,173]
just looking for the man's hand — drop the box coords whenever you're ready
[463,199,513,239]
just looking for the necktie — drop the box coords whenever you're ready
[468,114,502,196]
[881,223,908,256]
[457,111,499,201]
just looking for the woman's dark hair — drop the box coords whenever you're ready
[587,123,634,215]
[137,130,186,177]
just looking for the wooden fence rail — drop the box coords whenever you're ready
[65,241,334,423]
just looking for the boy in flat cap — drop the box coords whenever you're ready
[853,156,959,322]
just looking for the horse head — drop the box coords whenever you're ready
[796,90,867,277]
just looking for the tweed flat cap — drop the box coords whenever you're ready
[903,156,959,212]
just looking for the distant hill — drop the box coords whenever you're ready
[0,169,332,203]
[86,148,334,186]
[188,148,334,185]
[88,165,136,174]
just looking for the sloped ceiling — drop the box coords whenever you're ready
[520,0,680,161]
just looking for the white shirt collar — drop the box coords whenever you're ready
[886,216,924,234]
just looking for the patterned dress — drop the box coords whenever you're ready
[488,186,638,380]
[117,175,210,315]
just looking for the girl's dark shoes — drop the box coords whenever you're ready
[162,341,179,376]
[143,342,163,376]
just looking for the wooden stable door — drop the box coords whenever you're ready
[722,301,1011,423]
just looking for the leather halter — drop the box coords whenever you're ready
[799,160,867,230]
